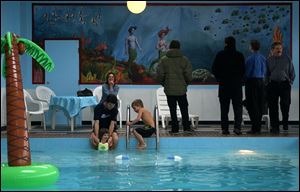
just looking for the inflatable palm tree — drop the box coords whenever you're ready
[1,32,59,189]
[1,32,54,166]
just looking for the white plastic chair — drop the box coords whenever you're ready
[242,105,270,130]
[35,86,67,129]
[93,86,123,129]
[35,85,56,110]
[93,86,103,104]
[35,86,92,130]
[156,87,199,129]
[23,89,47,131]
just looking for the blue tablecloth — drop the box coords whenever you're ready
[50,96,98,118]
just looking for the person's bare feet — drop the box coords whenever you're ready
[137,143,147,149]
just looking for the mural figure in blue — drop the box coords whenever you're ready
[125,26,143,78]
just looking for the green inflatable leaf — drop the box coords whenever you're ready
[17,38,55,72]
[1,37,6,54]
[6,32,12,55]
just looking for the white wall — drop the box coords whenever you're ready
[1,87,298,126]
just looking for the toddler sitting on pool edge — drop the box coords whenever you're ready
[91,128,112,151]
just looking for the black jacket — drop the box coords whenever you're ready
[212,46,245,85]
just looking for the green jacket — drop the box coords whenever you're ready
[157,49,193,96]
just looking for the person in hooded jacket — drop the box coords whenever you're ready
[212,36,245,135]
[157,40,193,134]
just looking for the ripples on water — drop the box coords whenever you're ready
[1,138,299,191]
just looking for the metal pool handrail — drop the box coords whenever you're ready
[154,104,160,149]
[125,104,160,150]
[126,105,130,149]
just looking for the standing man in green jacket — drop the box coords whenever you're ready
[157,40,193,134]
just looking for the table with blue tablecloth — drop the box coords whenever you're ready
[50,96,98,131]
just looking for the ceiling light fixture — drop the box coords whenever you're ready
[127,1,147,14]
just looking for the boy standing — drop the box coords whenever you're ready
[126,99,156,149]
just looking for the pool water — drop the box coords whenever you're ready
[1,137,299,191]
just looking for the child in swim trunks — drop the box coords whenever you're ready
[126,99,156,149]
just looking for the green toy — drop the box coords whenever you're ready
[98,143,109,151]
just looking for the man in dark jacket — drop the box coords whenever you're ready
[212,36,245,135]
[157,40,193,134]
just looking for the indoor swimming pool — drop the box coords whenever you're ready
[1,137,299,191]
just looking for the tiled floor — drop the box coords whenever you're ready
[1,124,298,138]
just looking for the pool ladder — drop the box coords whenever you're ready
[126,105,160,149]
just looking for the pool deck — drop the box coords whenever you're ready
[1,124,298,138]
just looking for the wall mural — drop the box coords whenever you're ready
[32,3,292,84]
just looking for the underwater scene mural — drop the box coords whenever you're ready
[33,3,292,84]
